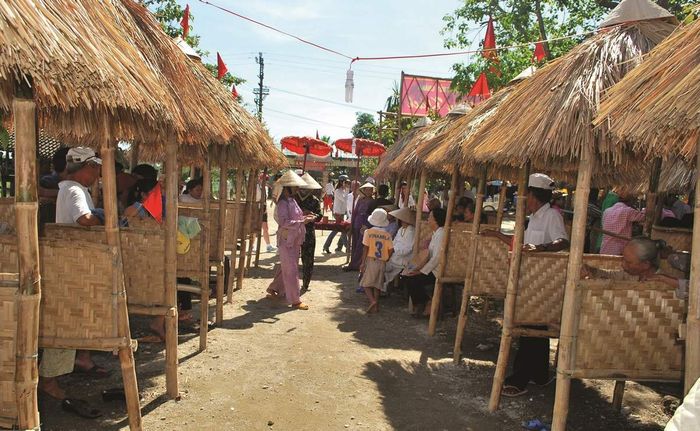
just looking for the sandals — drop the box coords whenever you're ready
[74,364,112,379]
[530,375,556,387]
[292,302,309,310]
[61,398,101,419]
[501,385,528,398]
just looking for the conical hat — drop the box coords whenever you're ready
[359,182,375,190]
[599,0,675,28]
[389,207,416,225]
[300,172,322,190]
[276,170,307,188]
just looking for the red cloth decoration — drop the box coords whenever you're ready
[467,73,491,106]
[333,138,386,157]
[217,53,228,80]
[281,136,332,157]
[142,182,163,224]
[534,41,547,62]
[231,83,239,98]
[482,17,498,61]
[180,4,190,39]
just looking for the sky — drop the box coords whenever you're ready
[176,0,483,143]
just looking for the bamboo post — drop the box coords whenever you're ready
[164,139,179,398]
[427,169,459,335]
[236,170,255,290]
[100,133,142,430]
[488,163,530,412]
[129,141,140,170]
[685,141,700,394]
[245,170,259,271]
[412,170,428,255]
[13,80,41,430]
[496,181,507,228]
[453,168,487,363]
[611,380,625,411]
[393,178,400,206]
[226,169,243,302]
[644,158,662,236]
[198,155,212,351]
[215,154,228,324]
[255,169,267,267]
[552,148,594,430]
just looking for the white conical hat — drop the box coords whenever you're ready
[511,66,537,83]
[599,0,675,28]
[414,116,433,127]
[300,172,322,190]
[276,170,307,188]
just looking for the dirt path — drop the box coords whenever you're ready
[40,227,680,430]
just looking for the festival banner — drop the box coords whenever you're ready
[400,73,464,117]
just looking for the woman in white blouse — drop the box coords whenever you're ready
[399,207,446,318]
[383,207,416,289]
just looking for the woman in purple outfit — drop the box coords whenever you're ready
[344,182,376,271]
[266,170,316,309]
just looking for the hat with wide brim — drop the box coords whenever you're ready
[368,208,389,227]
[300,172,322,190]
[380,204,399,213]
[389,207,416,225]
[359,182,375,190]
[276,170,307,188]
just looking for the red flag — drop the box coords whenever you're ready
[231,83,239,98]
[217,53,228,80]
[534,41,547,62]
[142,182,163,224]
[180,4,190,39]
[482,17,498,61]
[467,73,491,107]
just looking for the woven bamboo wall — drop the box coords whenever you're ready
[0,274,18,426]
[513,253,621,327]
[571,280,684,379]
[651,226,692,252]
[0,198,14,232]
[468,236,510,298]
[443,223,498,281]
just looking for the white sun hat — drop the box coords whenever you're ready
[368,208,389,227]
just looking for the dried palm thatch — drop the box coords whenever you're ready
[466,20,677,171]
[0,0,179,144]
[375,125,424,179]
[594,19,700,163]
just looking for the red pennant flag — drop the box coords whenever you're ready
[142,182,163,224]
[533,41,547,62]
[180,4,190,39]
[482,17,498,61]
[217,53,228,80]
[231,83,239,98]
[467,73,491,107]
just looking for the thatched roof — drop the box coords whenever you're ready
[374,118,431,179]
[594,18,700,164]
[0,0,178,145]
[465,18,677,170]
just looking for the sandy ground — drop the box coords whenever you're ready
[38,217,681,431]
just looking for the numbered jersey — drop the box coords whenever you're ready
[362,227,394,262]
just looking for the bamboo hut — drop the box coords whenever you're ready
[594,12,700,403]
[444,2,680,429]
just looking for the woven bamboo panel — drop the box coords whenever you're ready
[0,198,14,233]
[0,235,19,273]
[176,229,202,279]
[572,280,684,378]
[514,253,621,327]
[418,220,432,245]
[469,236,510,298]
[0,276,18,425]
[38,238,117,342]
[443,223,498,280]
[651,226,692,252]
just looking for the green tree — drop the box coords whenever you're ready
[351,112,379,140]
[442,0,687,95]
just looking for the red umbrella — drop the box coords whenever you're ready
[280,136,332,172]
[334,138,386,157]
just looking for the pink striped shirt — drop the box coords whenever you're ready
[600,202,645,255]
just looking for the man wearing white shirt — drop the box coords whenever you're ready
[323,176,349,253]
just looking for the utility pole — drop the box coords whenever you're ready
[253,52,269,121]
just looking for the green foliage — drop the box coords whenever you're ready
[442,0,687,94]
[351,112,379,140]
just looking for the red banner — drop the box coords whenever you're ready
[400,74,464,117]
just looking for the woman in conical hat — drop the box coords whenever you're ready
[295,172,322,291]
[383,207,416,290]
[266,170,314,309]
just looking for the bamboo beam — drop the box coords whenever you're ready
[489,163,529,412]
[453,168,487,363]
[685,141,700,394]
[644,158,662,235]
[215,154,228,324]
[199,155,212,351]
[412,171,428,255]
[227,169,243,302]
[427,169,459,335]
[164,139,179,398]
[552,147,594,430]
[13,80,41,431]
[101,131,142,430]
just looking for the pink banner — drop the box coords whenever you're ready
[400,74,463,117]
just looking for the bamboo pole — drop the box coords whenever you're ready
[644,158,662,236]
[453,168,487,363]
[215,154,228,324]
[685,141,700,394]
[412,171,428,255]
[552,148,594,430]
[163,139,179,398]
[237,170,256,290]
[245,170,259,272]
[255,170,267,267]
[226,169,243,302]
[496,181,507,228]
[198,155,211,351]
[13,81,41,431]
[611,381,625,411]
[129,141,140,171]
[393,178,400,206]
[488,163,530,412]
[427,169,459,335]
[100,134,142,430]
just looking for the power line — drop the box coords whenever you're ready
[264,108,351,130]
[266,87,377,112]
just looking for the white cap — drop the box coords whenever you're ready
[528,173,555,190]
[368,208,389,227]
[66,147,101,165]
